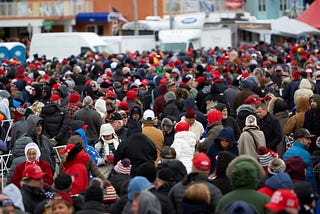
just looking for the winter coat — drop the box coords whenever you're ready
[198,121,223,153]
[162,100,180,120]
[95,123,119,165]
[169,173,222,214]
[21,184,47,213]
[74,128,99,165]
[206,128,239,174]
[40,103,70,145]
[10,117,28,149]
[73,105,102,144]
[114,133,157,176]
[196,85,211,113]
[283,141,318,192]
[10,160,53,188]
[304,94,320,152]
[171,131,197,173]
[294,78,314,104]
[215,156,270,214]
[180,116,204,141]
[282,78,300,111]
[153,84,168,118]
[238,126,266,159]
[142,125,164,165]
[257,112,282,152]
[11,115,56,172]
[283,95,310,135]
[62,150,90,195]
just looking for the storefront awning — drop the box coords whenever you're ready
[76,12,109,22]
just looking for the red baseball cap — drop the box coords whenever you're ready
[265,189,299,212]
[59,144,75,155]
[106,91,116,99]
[192,152,211,172]
[52,191,73,205]
[50,94,62,101]
[23,164,46,180]
[52,83,60,90]
[244,95,263,105]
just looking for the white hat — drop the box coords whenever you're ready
[142,109,155,123]
[110,62,118,69]
[245,115,258,127]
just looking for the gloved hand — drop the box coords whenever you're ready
[50,138,57,146]
[106,155,114,164]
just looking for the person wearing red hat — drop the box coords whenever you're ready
[20,164,47,213]
[198,110,223,152]
[59,143,89,195]
[180,107,204,141]
[51,191,74,214]
[282,69,301,111]
[40,93,70,145]
[169,152,222,214]
[265,189,300,214]
[171,121,196,173]
[65,92,81,136]
[126,89,143,111]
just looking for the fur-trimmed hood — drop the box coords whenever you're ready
[226,155,264,189]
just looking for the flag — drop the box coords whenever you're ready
[111,6,128,23]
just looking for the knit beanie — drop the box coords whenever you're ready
[114,158,132,175]
[293,181,316,204]
[54,173,72,191]
[136,162,157,183]
[257,146,274,167]
[273,99,288,115]
[215,151,236,176]
[175,121,190,133]
[284,156,306,183]
[164,91,176,103]
[185,107,196,119]
[127,176,152,201]
[268,158,286,175]
[84,185,103,203]
[158,168,176,182]
[69,93,80,104]
[126,90,137,101]
[207,109,222,126]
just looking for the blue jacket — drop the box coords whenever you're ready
[283,141,317,192]
[206,128,239,174]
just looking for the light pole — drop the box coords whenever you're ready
[133,0,139,35]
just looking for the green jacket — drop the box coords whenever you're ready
[215,155,270,214]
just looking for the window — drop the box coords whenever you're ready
[258,0,266,11]
[280,0,287,11]
[86,25,104,35]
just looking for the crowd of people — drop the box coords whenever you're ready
[0,39,320,213]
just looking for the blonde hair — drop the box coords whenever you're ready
[184,183,211,204]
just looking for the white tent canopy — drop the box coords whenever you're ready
[269,16,320,37]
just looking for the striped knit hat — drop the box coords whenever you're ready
[114,158,132,175]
